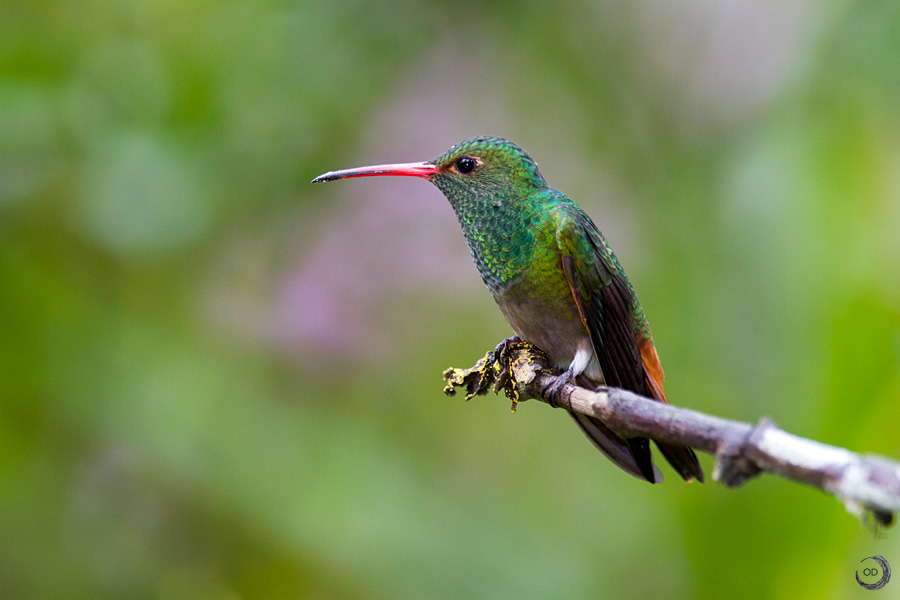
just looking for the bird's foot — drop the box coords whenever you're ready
[542,366,575,408]
[444,337,548,413]
[492,336,525,412]
[492,335,523,363]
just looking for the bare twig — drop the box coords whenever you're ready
[443,342,899,526]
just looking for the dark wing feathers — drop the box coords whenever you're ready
[558,212,644,392]
[568,410,662,483]
[557,209,703,483]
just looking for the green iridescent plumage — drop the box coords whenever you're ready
[429,137,546,289]
[313,136,703,484]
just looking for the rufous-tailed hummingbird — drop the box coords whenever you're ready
[312,136,703,484]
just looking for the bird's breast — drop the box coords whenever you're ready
[492,268,600,381]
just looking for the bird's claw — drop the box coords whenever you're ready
[493,335,523,363]
[444,337,546,413]
[542,367,575,408]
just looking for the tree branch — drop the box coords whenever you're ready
[443,342,899,527]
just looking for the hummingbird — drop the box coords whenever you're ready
[312,136,703,484]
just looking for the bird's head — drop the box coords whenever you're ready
[312,136,547,209]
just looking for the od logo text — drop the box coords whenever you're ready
[856,556,891,591]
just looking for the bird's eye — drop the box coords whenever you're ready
[456,157,477,174]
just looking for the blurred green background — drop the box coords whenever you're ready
[3,0,900,598]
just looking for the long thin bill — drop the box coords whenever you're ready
[312,161,439,183]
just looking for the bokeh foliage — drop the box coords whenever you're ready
[2,1,900,598]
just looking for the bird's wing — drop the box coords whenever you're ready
[567,405,663,483]
[556,207,704,483]
[556,211,646,392]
